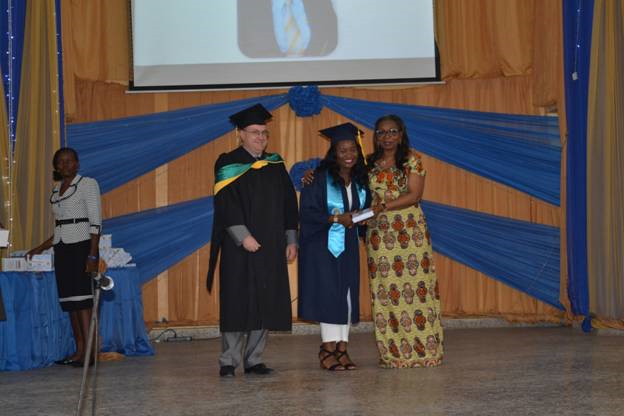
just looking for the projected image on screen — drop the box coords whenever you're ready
[238,0,338,58]
[131,0,437,90]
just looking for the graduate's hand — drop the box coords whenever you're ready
[286,243,298,263]
[301,169,315,186]
[337,213,354,229]
[242,236,261,252]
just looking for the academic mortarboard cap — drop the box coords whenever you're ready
[318,122,363,145]
[229,104,272,129]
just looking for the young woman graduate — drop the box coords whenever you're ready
[297,122,371,371]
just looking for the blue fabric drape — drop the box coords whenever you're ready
[563,0,593,329]
[0,272,74,371]
[54,0,65,146]
[103,197,214,284]
[322,95,561,206]
[0,0,26,147]
[0,268,152,371]
[67,90,560,205]
[98,267,154,356]
[68,95,288,194]
[421,201,562,310]
[103,187,561,309]
[66,86,564,309]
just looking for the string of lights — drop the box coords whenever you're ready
[571,0,583,81]
[4,0,16,254]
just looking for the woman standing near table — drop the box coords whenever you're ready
[27,147,102,367]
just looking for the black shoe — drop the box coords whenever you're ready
[55,358,79,366]
[219,365,235,377]
[244,363,273,375]
[71,359,94,368]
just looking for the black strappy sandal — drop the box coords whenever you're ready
[335,341,357,370]
[319,344,345,371]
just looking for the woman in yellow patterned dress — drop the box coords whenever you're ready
[367,114,443,368]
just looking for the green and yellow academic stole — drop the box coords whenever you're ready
[213,153,285,195]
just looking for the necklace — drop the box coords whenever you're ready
[378,157,394,167]
[50,176,83,205]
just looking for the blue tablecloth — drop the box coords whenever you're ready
[0,267,153,371]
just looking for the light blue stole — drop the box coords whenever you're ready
[326,172,367,258]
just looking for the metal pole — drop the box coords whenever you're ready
[75,282,101,416]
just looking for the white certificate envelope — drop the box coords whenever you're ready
[0,229,8,247]
[352,208,374,224]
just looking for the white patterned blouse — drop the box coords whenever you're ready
[50,174,102,244]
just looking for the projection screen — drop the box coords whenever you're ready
[130,0,438,90]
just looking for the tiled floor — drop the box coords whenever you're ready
[1,327,623,416]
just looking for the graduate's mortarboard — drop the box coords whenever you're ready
[318,122,363,145]
[229,104,272,129]
[319,122,367,164]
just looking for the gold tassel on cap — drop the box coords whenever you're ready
[357,130,367,165]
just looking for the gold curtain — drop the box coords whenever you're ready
[11,0,61,251]
[60,0,566,325]
[60,0,130,119]
[586,0,624,327]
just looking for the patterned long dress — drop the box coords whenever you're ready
[366,153,444,368]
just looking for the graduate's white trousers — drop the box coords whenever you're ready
[320,288,352,343]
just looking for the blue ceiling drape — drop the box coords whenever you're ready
[562,0,593,330]
[68,94,288,193]
[322,95,561,206]
[67,88,563,308]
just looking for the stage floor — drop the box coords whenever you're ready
[2,327,623,416]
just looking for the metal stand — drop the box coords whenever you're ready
[75,279,102,416]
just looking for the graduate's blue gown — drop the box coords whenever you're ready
[297,169,370,324]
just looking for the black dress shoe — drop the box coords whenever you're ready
[244,363,273,375]
[71,359,94,368]
[55,358,78,366]
[219,365,235,377]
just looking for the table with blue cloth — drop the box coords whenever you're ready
[0,267,153,371]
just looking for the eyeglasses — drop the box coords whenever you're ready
[242,129,270,138]
[374,128,401,137]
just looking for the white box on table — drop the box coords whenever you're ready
[99,234,112,251]
[2,257,28,272]
[27,254,54,272]
[0,229,9,247]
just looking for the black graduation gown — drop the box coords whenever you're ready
[297,169,370,325]
[208,147,298,332]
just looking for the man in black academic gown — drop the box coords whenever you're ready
[207,103,298,377]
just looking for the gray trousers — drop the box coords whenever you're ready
[219,329,268,369]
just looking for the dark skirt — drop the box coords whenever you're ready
[53,240,93,312]
[0,288,5,321]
